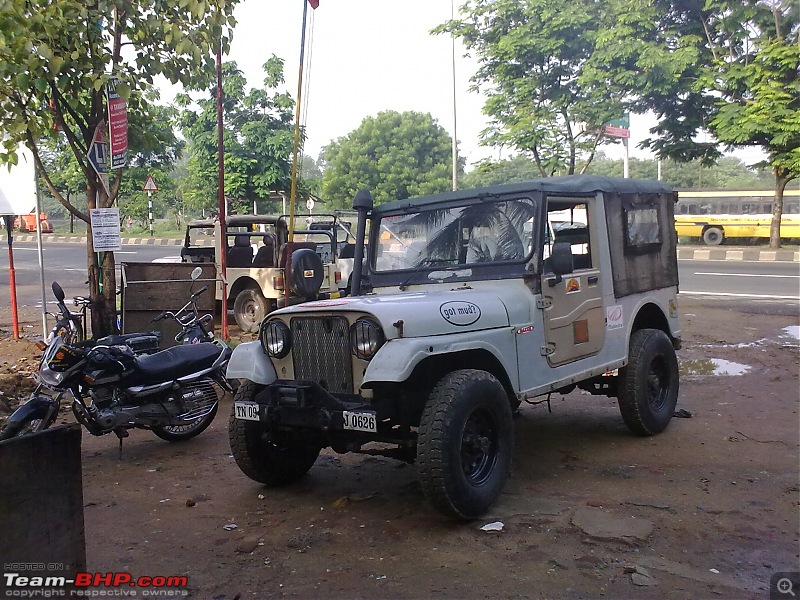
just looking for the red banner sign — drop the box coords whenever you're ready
[106,77,128,169]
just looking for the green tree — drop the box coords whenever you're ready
[0,0,238,335]
[177,57,296,216]
[320,111,459,207]
[437,0,635,177]
[590,0,799,248]
[700,2,799,247]
[461,155,541,189]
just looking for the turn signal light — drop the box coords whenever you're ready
[273,276,284,291]
[334,271,342,283]
[35,341,47,351]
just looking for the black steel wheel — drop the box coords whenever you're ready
[417,369,514,520]
[617,328,679,436]
[228,380,320,485]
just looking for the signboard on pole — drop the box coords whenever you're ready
[90,208,121,252]
[0,147,36,215]
[142,174,158,192]
[87,122,111,196]
[106,77,128,170]
[603,113,630,138]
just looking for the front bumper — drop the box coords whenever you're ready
[247,380,373,431]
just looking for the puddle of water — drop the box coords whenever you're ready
[782,325,800,340]
[680,358,751,377]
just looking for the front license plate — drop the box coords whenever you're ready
[342,410,377,432]
[234,401,260,421]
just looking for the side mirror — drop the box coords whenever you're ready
[191,266,202,281]
[51,281,66,302]
[548,241,574,287]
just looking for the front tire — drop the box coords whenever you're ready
[0,414,54,441]
[233,288,269,333]
[228,380,320,485]
[417,369,514,520]
[617,329,679,436]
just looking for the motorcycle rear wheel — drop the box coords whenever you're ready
[151,402,218,442]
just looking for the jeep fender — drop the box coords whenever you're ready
[362,328,519,389]
[226,341,277,385]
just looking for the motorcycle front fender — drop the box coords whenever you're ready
[7,394,56,427]
[226,341,276,385]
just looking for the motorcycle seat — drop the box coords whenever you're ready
[134,343,222,382]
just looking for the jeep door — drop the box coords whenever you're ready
[539,197,606,366]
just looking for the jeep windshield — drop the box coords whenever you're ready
[371,197,539,277]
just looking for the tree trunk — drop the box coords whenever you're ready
[769,169,788,250]
[86,181,119,337]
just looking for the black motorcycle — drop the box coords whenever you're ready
[0,278,233,442]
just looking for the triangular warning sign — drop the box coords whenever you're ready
[142,174,158,192]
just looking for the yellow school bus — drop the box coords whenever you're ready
[675,189,800,245]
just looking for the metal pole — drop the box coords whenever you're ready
[148,191,153,236]
[216,43,228,340]
[285,0,311,305]
[34,169,47,336]
[288,0,310,244]
[623,137,630,179]
[450,0,458,192]
[4,216,19,339]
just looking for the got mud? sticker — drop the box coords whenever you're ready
[440,301,481,326]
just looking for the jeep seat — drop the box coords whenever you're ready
[227,234,254,268]
[252,233,277,267]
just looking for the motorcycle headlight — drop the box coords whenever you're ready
[260,320,291,358]
[350,318,385,360]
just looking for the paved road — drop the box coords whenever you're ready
[2,240,798,322]
[679,258,800,300]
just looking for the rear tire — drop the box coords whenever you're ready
[417,369,514,520]
[702,227,724,246]
[233,288,268,333]
[228,380,320,485]
[617,329,679,436]
[152,401,218,442]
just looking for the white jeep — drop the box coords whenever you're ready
[227,175,682,519]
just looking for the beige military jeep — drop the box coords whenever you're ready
[226,176,682,519]
[181,214,351,332]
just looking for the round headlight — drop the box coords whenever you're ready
[350,318,385,360]
[260,320,291,358]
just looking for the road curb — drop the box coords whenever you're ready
[14,235,185,246]
[677,247,800,262]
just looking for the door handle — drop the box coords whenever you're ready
[588,276,598,285]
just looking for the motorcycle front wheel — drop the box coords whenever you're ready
[0,414,54,441]
[151,402,218,442]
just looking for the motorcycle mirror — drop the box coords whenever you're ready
[191,266,202,281]
[51,281,66,302]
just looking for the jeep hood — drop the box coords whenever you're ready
[276,289,532,338]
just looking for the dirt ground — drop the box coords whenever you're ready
[0,296,798,599]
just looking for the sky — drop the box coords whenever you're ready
[220,0,767,172]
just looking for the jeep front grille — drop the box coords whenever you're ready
[290,316,353,393]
